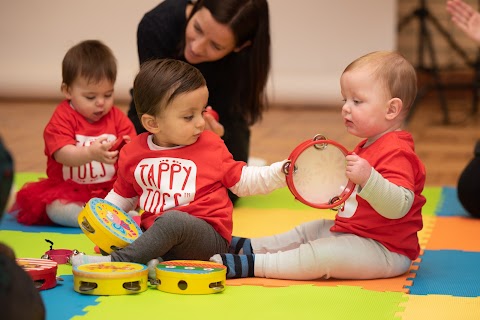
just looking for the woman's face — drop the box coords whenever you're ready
[184,7,237,64]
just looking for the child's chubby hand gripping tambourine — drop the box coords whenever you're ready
[78,198,143,254]
[153,260,227,295]
[283,134,355,210]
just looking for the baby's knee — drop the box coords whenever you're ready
[153,210,195,230]
[158,210,189,222]
[46,200,83,227]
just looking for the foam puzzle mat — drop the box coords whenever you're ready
[1,173,480,319]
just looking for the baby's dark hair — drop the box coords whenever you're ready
[133,59,206,119]
[62,40,117,88]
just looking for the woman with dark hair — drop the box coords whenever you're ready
[127,0,271,203]
[446,0,480,217]
[457,141,480,217]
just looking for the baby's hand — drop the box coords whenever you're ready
[345,152,371,187]
[89,136,119,165]
[109,135,132,152]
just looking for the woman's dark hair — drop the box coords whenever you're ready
[187,0,270,125]
[0,137,13,219]
[133,59,206,118]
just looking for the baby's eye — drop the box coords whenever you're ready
[86,96,95,100]
[353,100,361,105]
[184,115,194,121]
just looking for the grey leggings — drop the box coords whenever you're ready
[111,210,229,264]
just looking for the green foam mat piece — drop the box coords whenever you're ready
[78,285,407,320]
[12,173,444,216]
[0,230,94,276]
[421,186,442,216]
[14,172,46,189]
[235,185,442,214]
[235,187,316,210]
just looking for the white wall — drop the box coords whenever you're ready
[0,0,396,105]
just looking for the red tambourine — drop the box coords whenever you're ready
[110,137,128,152]
[283,134,355,209]
[16,258,58,290]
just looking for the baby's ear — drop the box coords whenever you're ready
[140,114,160,133]
[61,83,71,99]
[386,98,403,120]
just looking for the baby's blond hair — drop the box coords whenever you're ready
[343,51,417,114]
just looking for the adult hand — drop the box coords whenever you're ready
[203,106,225,137]
[447,0,480,44]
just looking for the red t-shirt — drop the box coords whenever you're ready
[43,100,137,184]
[113,131,246,242]
[331,131,426,260]
[13,100,137,226]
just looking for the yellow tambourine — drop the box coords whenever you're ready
[155,260,226,295]
[78,198,142,254]
[72,262,148,295]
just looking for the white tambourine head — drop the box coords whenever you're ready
[291,143,349,206]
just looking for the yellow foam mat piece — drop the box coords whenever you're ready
[233,207,335,238]
[397,295,480,319]
[419,215,436,250]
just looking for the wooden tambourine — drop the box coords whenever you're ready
[155,260,226,295]
[283,134,355,210]
[72,262,148,295]
[78,198,143,254]
[16,258,58,290]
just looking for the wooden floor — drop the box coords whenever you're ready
[1,89,479,187]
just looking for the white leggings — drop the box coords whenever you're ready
[46,200,83,227]
[252,219,412,280]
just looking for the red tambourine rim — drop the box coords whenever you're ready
[285,138,356,209]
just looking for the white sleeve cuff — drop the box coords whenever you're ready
[229,160,288,197]
[104,190,138,213]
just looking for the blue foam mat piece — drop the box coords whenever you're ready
[0,213,82,234]
[40,275,99,320]
[406,249,480,297]
[436,187,469,217]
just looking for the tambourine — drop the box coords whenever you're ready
[283,134,355,209]
[16,258,58,290]
[41,239,74,264]
[72,262,149,295]
[78,198,143,254]
[42,249,73,264]
[154,260,226,295]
